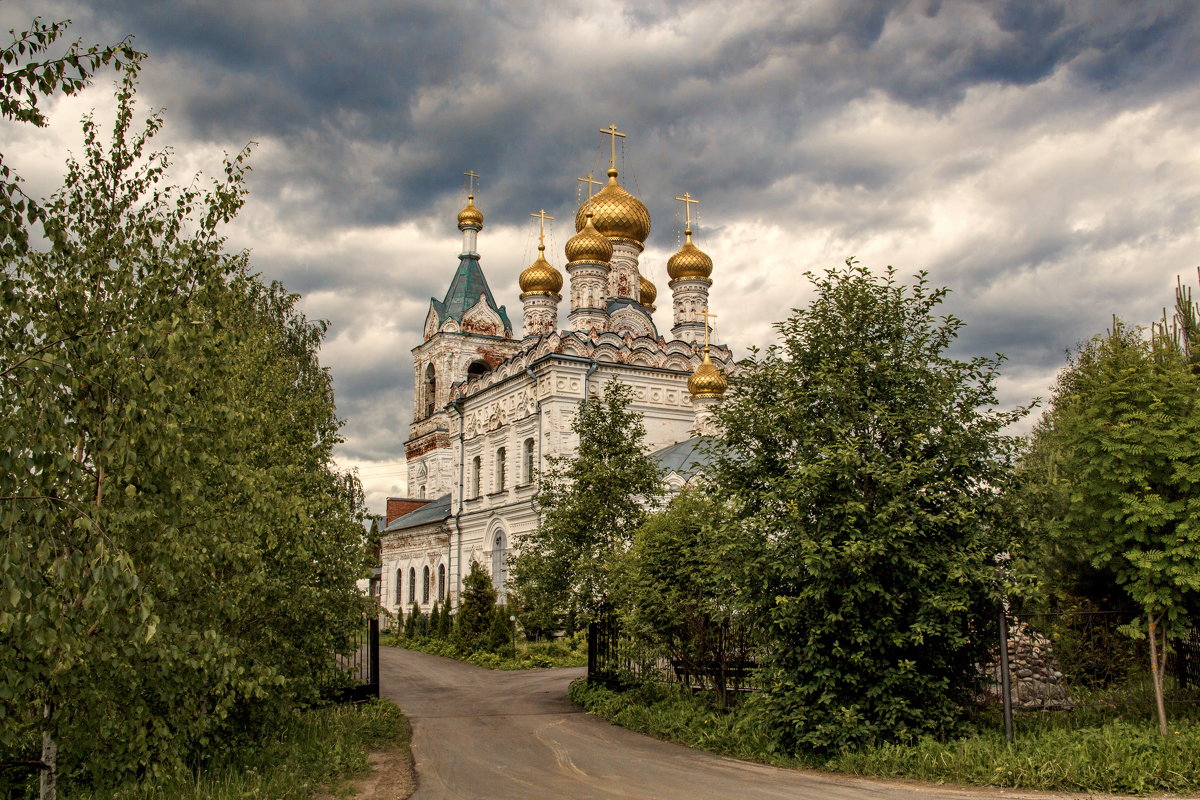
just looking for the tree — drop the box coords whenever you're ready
[487,604,515,655]
[1,51,368,794]
[0,16,136,258]
[455,561,498,651]
[623,489,754,706]
[1023,318,1200,735]
[708,260,1026,752]
[509,382,663,630]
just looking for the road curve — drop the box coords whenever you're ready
[379,646,1099,800]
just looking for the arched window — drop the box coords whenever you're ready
[424,363,437,417]
[418,484,425,498]
[496,447,506,491]
[422,566,430,604]
[437,564,446,601]
[408,567,416,604]
[471,455,481,497]
[523,437,535,484]
[492,530,508,595]
[467,359,491,379]
[394,569,402,605]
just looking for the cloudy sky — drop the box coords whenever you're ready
[6,1,1200,511]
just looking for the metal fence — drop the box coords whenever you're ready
[334,615,379,703]
[993,610,1200,725]
[586,616,760,703]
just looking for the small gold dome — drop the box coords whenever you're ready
[457,195,484,229]
[639,274,657,310]
[564,213,613,264]
[574,168,651,244]
[519,245,562,295]
[688,350,728,397]
[667,228,713,280]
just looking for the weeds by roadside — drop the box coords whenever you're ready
[62,700,409,800]
[569,678,1200,796]
[383,632,587,670]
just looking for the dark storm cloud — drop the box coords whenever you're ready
[68,0,1200,234]
[10,0,1200,504]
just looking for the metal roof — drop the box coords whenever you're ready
[431,254,512,332]
[385,493,452,532]
[651,436,713,479]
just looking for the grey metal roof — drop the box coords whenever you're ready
[651,436,713,479]
[385,493,452,532]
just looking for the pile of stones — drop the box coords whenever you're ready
[985,621,1073,711]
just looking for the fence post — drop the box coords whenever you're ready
[368,616,380,699]
[587,621,597,682]
[998,608,1014,745]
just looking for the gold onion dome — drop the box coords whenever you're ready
[519,245,562,295]
[457,195,484,229]
[565,213,613,263]
[639,274,657,309]
[688,350,728,397]
[574,168,651,244]
[667,228,713,280]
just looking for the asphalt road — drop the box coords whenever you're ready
[379,646,1106,800]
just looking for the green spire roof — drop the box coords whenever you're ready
[431,253,511,334]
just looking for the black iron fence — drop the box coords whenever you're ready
[334,615,379,703]
[990,609,1200,739]
[587,616,760,703]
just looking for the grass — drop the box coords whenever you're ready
[569,678,1200,796]
[62,699,410,800]
[383,632,588,670]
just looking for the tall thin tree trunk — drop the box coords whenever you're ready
[39,701,56,800]
[1149,615,1169,736]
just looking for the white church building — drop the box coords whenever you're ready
[379,128,732,616]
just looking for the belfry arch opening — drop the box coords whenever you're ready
[424,363,437,417]
[467,359,491,380]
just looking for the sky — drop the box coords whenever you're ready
[6,1,1200,512]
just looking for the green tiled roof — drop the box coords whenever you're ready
[432,254,511,333]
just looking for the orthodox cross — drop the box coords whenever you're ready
[700,307,717,352]
[530,209,555,246]
[675,191,699,229]
[600,124,626,169]
[577,172,602,199]
[463,170,480,196]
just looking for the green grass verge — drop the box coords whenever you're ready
[383,633,587,670]
[569,679,1200,796]
[66,699,409,800]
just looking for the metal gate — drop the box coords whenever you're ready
[336,615,380,703]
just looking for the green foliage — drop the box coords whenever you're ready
[486,604,515,656]
[510,382,663,630]
[622,490,755,706]
[437,596,452,638]
[1021,318,1200,731]
[708,261,1027,752]
[454,561,497,651]
[61,700,409,800]
[572,679,1200,795]
[0,54,368,788]
[0,16,138,258]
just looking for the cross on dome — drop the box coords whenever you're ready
[600,124,626,170]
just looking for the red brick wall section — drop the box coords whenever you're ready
[386,497,430,526]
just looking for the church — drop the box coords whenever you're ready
[378,127,732,617]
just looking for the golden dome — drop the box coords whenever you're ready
[457,195,484,229]
[667,228,713,280]
[688,350,728,398]
[519,245,562,295]
[639,274,657,309]
[565,213,613,264]
[574,168,651,244]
